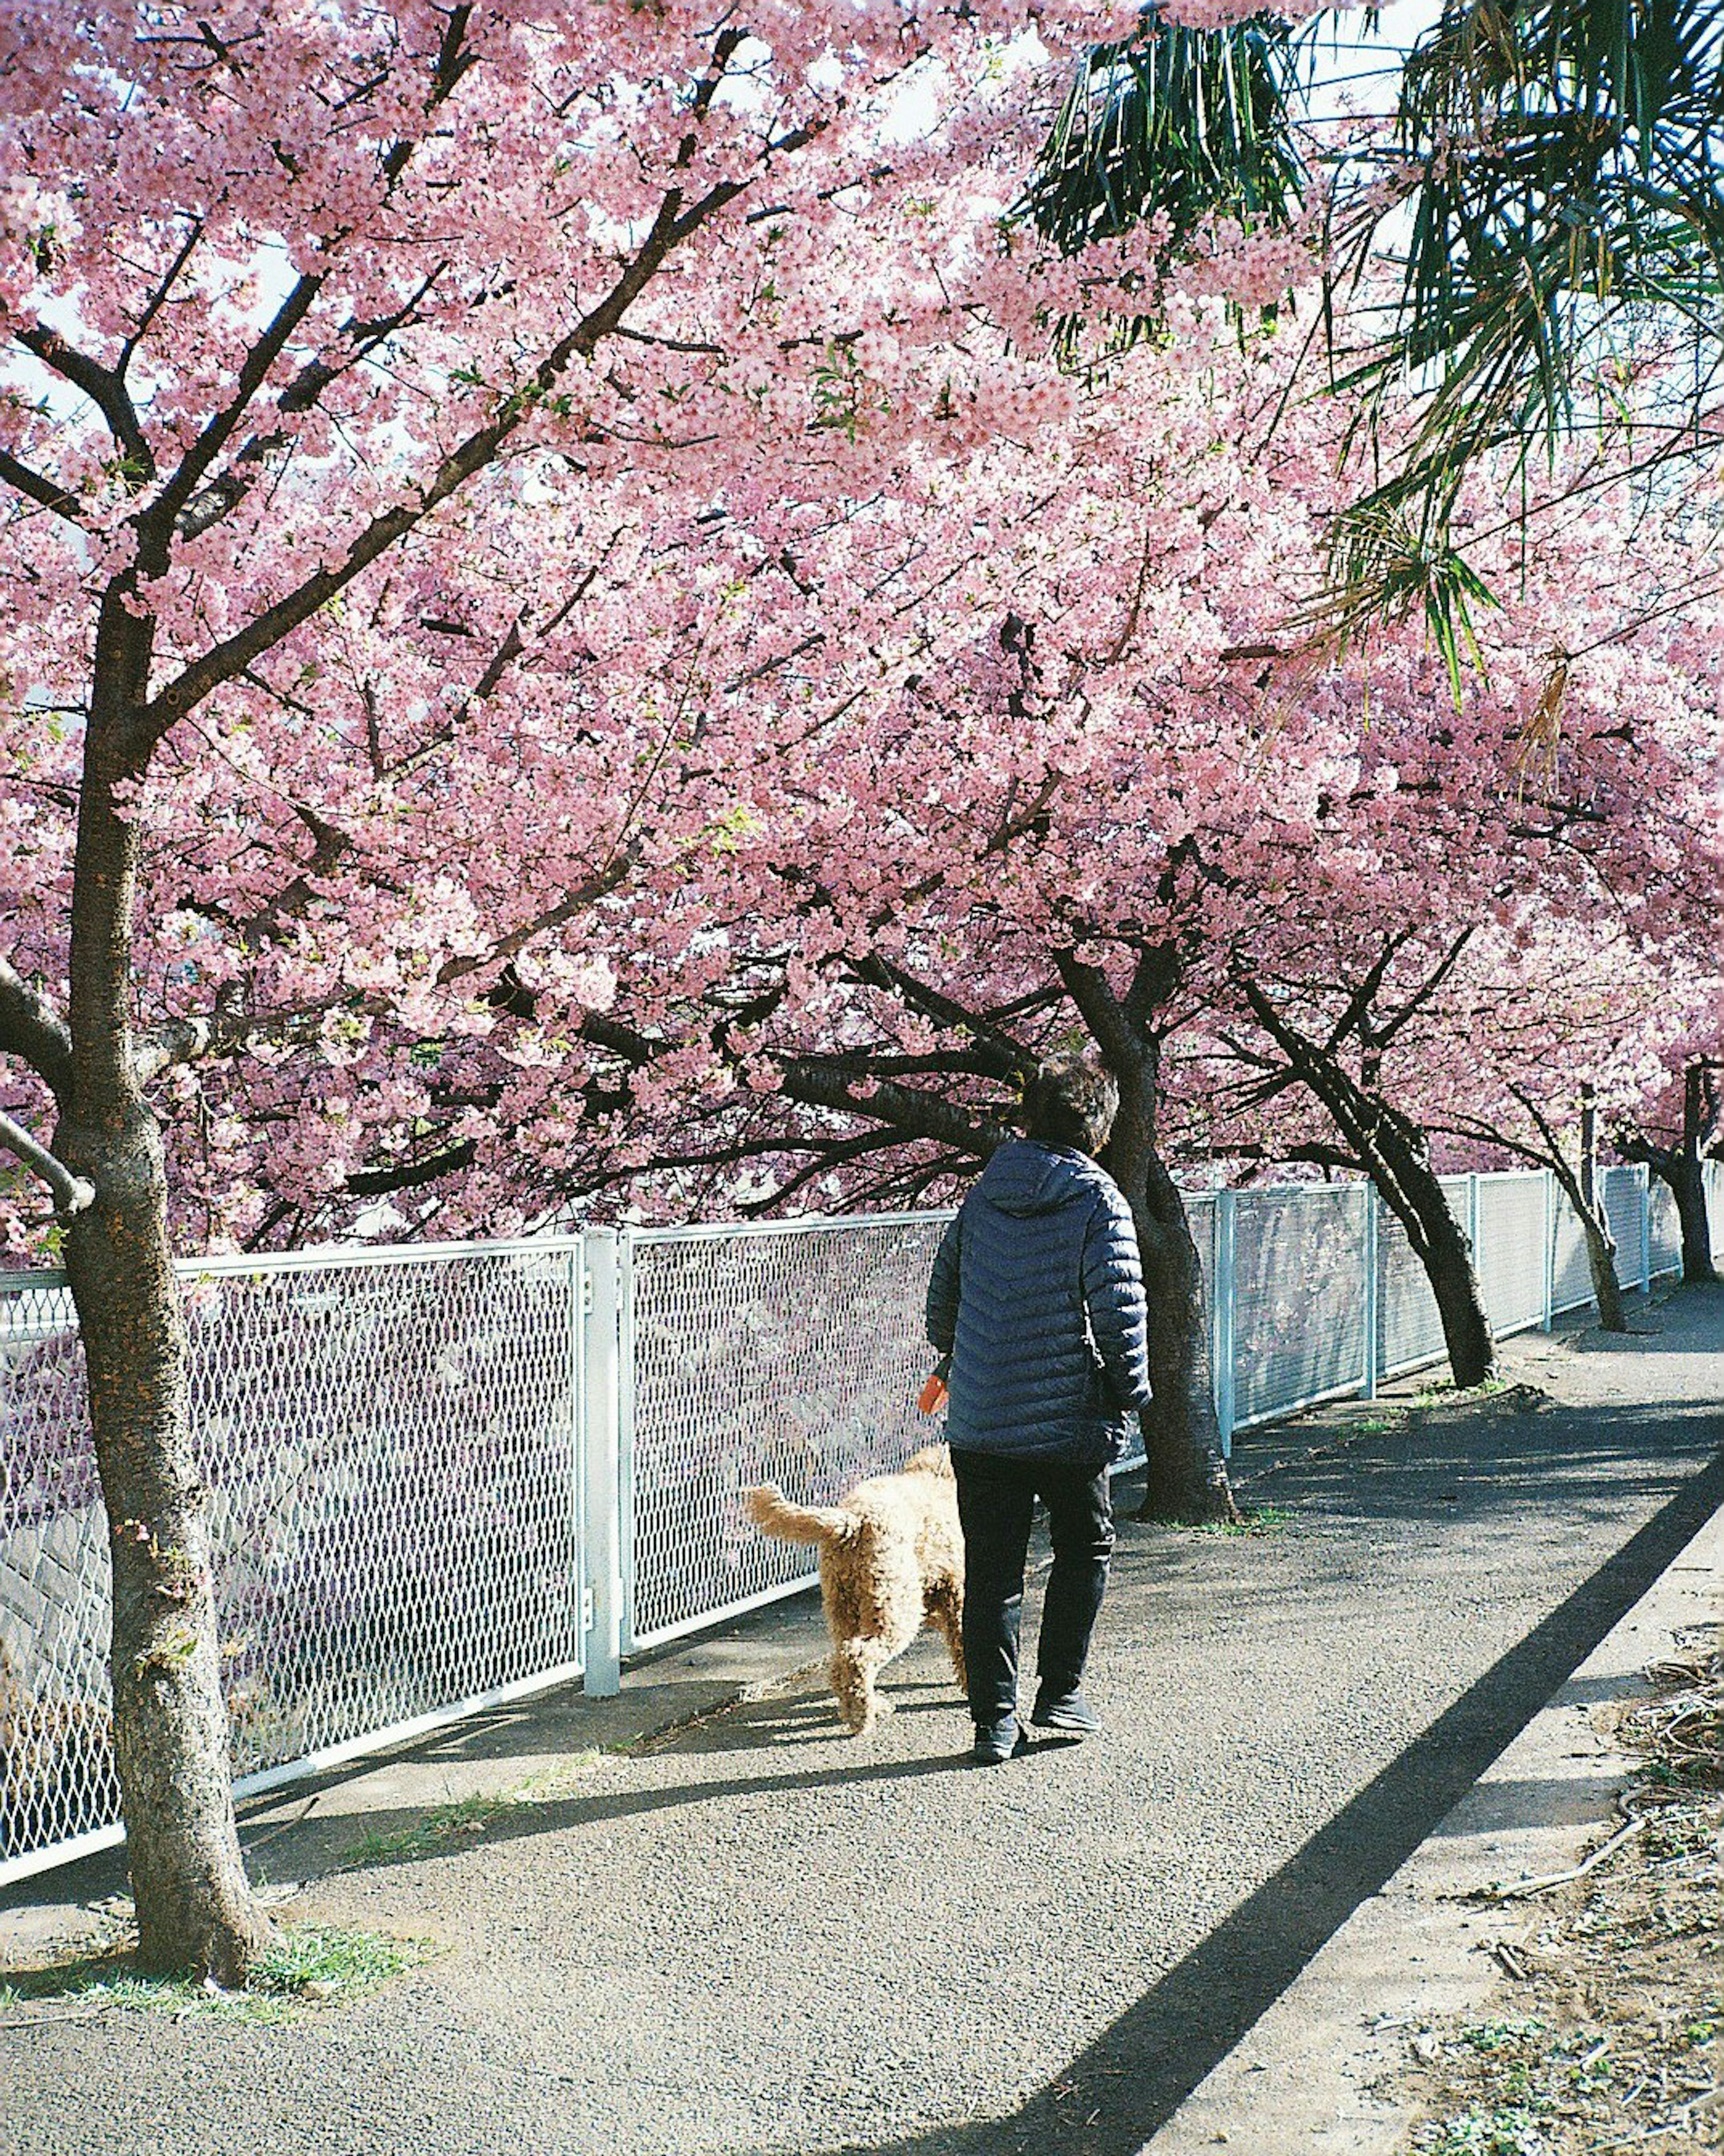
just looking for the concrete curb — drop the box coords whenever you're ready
[1140,1495,1724,2153]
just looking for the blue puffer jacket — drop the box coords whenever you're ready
[926,1140,1154,1466]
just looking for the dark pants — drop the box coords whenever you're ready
[950,1448,1115,1728]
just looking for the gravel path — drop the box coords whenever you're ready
[5,1286,1722,2156]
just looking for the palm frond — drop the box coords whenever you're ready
[1021,7,1310,263]
[1029,2,1724,698]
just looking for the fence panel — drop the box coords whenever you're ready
[1231,1185,1369,1427]
[1376,1175,1475,1378]
[0,1276,114,1872]
[8,1153,1702,1888]
[1475,1172,1549,1337]
[623,1214,949,1652]
[1601,1166,1647,1289]
[1648,1179,1683,1280]
[1550,1187,1594,1316]
[2,1242,584,1885]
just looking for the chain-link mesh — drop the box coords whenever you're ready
[1550,1187,1594,1316]
[0,1276,114,1871]
[1710,1162,1724,1266]
[1647,1179,1683,1280]
[5,1159,1690,1885]
[623,1217,951,1650]
[1376,1175,1474,1378]
[1231,1186,1368,1426]
[1474,1173,1548,1335]
[2,1245,582,1883]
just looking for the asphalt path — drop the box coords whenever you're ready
[4,1287,1722,2156]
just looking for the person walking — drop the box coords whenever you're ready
[925,1054,1152,1765]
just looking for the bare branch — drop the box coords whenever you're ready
[0,451,85,525]
[0,1109,94,1216]
[13,324,151,472]
[0,957,73,1095]
[776,1060,1009,1158]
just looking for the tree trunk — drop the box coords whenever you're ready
[1581,1209,1627,1330]
[1239,983,1498,1390]
[1676,1065,1720,1285]
[1673,1155,1717,1285]
[1401,1169,1497,1388]
[1551,1130,1627,1332]
[60,1112,269,1982]
[1624,1064,1721,1288]
[1104,1036,1240,1523]
[56,616,269,1982]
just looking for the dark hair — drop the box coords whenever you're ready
[1021,1054,1118,1156]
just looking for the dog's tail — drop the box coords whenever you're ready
[742,1485,862,1547]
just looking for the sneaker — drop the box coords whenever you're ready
[971,1718,1030,1766]
[1030,1686,1102,1736]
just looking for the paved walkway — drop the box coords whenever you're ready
[4,1286,1722,2156]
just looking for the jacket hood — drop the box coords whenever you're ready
[976,1139,1100,1219]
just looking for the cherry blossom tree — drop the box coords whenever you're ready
[1620,1050,1724,1286]
[5,0,1270,1981]
[5,0,1712,1986]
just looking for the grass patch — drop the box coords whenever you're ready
[1194,1503,1297,1538]
[253,1924,430,2003]
[0,1923,431,2026]
[339,1751,603,1870]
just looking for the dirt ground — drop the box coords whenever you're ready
[1398,1631,1724,2156]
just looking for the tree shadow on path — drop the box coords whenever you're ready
[825,1445,1724,2156]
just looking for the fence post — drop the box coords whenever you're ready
[1639,1164,1652,1291]
[582,1227,623,1697]
[1212,1192,1236,1458]
[1541,1170,1555,1332]
[1361,1180,1380,1400]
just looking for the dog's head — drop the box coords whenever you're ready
[902,1444,954,1480]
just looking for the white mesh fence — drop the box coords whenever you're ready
[622,1215,950,1651]
[0,1276,113,1871]
[1475,1173,1549,1335]
[5,1153,1703,1888]
[1550,1186,1595,1316]
[1603,1165,1649,1289]
[3,1242,584,1884]
[1648,1179,1683,1280]
[1230,1186,1369,1428]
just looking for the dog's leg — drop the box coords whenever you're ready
[831,1637,895,1735]
[927,1584,967,1693]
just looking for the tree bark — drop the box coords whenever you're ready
[1548,1118,1627,1331]
[1099,1032,1240,1523]
[55,607,270,1982]
[1620,1061,1721,1289]
[1581,1207,1627,1331]
[1239,982,1498,1389]
[1674,1065,1720,1285]
[1404,1167,1497,1388]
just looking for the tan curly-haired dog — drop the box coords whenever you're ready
[743,1445,965,1735]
